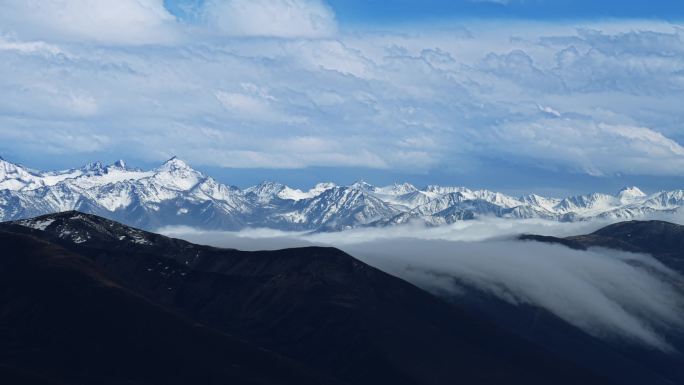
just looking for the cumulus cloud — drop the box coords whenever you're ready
[161,218,684,351]
[0,0,179,44]
[201,0,337,38]
[1,16,684,179]
[0,0,338,42]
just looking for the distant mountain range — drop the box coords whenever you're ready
[1,156,683,231]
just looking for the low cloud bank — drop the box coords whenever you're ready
[345,239,683,351]
[161,217,616,249]
[160,218,684,351]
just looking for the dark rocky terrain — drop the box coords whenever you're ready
[520,220,684,275]
[0,211,613,385]
[0,230,336,385]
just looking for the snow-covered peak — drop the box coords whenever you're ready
[191,177,246,204]
[278,187,312,201]
[0,158,45,191]
[157,157,193,172]
[313,182,336,192]
[376,183,418,196]
[467,190,521,208]
[554,192,617,214]
[3,155,684,233]
[424,185,471,195]
[111,159,127,170]
[246,181,287,203]
[1,158,27,177]
[520,194,560,211]
[152,157,203,191]
[277,182,336,201]
[247,181,286,195]
[617,186,646,202]
[1,157,28,179]
[350,180,375,192]
[81,162,105,173]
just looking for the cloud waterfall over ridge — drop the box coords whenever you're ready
[162,218,684,351]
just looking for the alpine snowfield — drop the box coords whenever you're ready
[1,156,683,232]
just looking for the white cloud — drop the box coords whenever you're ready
[215,91,273,118]
[0,0,338,42]
[1,18,684,177]
[0,0,179,44]
[0,36,66,56]
[161,218,684,351]
[486,120,684,176]
[201,0,337,38]
[353,238,683,351]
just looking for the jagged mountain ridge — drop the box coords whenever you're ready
[0,156,682,231]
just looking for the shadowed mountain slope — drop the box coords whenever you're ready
[520,220,684,275]
[0,211,613,385]
[0,230,338,385]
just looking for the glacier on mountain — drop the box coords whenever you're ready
[0,156,682,232]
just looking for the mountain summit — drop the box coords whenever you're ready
[617,186,647,202]
[0,156,683,232]
[158,156,192,171]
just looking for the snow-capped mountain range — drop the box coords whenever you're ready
[1,156,682,232]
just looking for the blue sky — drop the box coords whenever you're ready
[166,0,684,22]
[1,0,684,195]
[328,0,684,22]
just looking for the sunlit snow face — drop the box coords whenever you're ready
[4,155,684,233]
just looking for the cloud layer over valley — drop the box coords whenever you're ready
[162,218,684,351]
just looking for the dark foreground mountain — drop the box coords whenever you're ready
[0,211,612,385]
[520,220,684,275]
[0,230,335,385]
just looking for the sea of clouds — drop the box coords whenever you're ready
[162,215,684,351]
